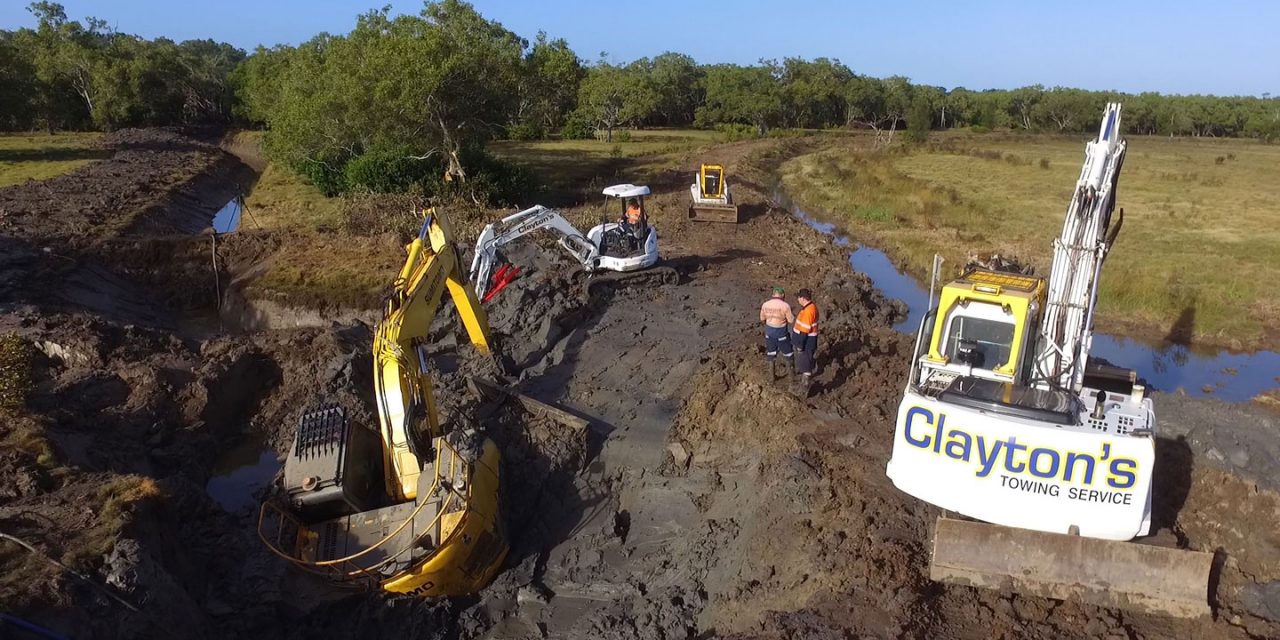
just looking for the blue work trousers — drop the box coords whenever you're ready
[764,326,793,359]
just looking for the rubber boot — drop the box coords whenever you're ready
[796,373,812,398]
[768,358,777,380]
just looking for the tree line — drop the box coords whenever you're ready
[3,1,1278,196]
[0,2,243,131]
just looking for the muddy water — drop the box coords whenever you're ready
[205,436,281,512]
[774,187,1280,402]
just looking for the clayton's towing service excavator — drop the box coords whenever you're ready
[258,209,507,596]
[470,184,660,301]
[887,104,1214,618]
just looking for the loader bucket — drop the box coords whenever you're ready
[930,517,1214,618]
[688,203,740,223]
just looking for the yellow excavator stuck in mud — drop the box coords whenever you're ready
[258,209,507,596]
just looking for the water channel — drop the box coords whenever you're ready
[774,186,1280,402]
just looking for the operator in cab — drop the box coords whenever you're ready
[619,197,647,248]
[624,198,644,226]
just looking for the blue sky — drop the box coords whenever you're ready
[3,0,1277,96]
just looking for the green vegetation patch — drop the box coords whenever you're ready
[0,132,105,187]
[0,333,33,410]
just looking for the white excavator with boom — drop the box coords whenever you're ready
[886,104,1214,618]
[470,184,660,301]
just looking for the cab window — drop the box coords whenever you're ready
[945,316,1015,370]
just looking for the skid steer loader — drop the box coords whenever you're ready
[688,164,740,223]
[886,104,1214,618]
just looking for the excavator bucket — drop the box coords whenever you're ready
[930,518,1214,619]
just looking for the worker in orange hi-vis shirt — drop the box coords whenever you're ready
[791,288,819,393]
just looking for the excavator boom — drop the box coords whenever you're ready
[377,210,490,500]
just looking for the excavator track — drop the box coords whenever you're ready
[583,264,679,298]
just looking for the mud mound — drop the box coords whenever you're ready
[0,128,254,245]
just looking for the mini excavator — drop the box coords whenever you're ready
[887,104,1213,617]
[258,209,507,596]
[470,184,661,301]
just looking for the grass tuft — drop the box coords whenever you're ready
[0,333,33,410]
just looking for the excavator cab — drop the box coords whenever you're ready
[600,184,656,258]
[923,269,1044,384]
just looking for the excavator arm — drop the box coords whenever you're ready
[1036,102,1127,391]
[469,205,600,299]
[375,209,491,501]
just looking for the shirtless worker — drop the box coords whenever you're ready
[759,286,795,379]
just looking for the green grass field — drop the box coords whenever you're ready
[0,132,106,187]
[491,128,721,202]
[781,133,1280,350]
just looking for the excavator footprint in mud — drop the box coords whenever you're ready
[470,184,676,304]
[258,209,507,596]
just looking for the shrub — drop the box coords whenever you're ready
[506,121,547,141]
[401,146,541,208]
[969,125,991,134]
[1039,158,1051,170]
[293,155,348,197]
[344,147,437,194]
[713,123,758,142]
[905,96,933,144]
[614,130,632,143]
[560,113,594,140]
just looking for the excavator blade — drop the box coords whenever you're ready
[930,517,1214,619]
[688,203,740,223]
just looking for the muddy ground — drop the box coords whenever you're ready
[1,130,1278,639]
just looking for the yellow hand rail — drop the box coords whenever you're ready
[256,439,473,582]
